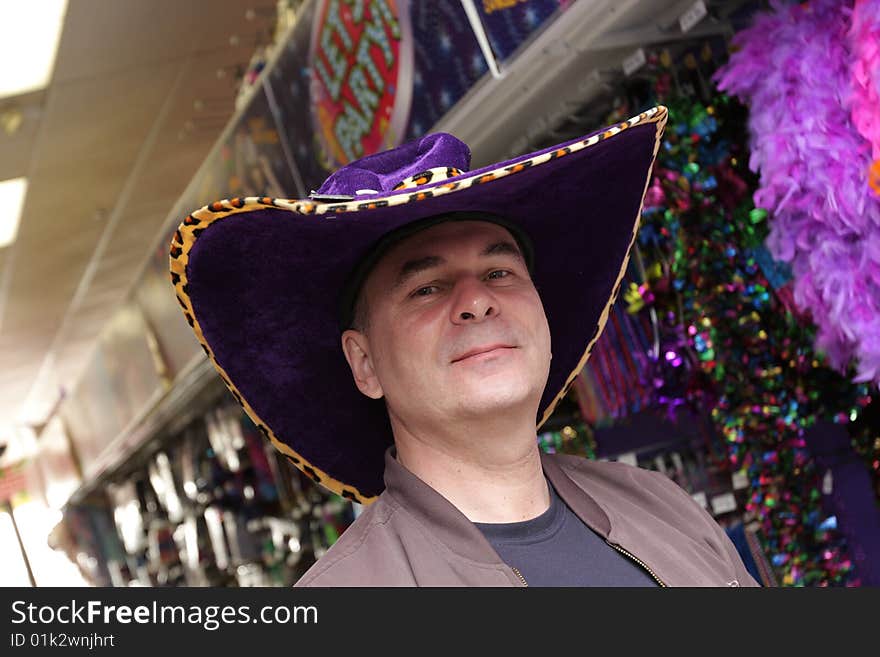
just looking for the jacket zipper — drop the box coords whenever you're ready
[510,566,528,587]
[606,540,667,587]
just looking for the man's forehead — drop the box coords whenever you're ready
[376,220,521,266]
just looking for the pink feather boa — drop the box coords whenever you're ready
[850,0,880,162]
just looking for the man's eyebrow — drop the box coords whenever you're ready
[481,241,524,262]
[391,241,525,292]
[392,255,446,292]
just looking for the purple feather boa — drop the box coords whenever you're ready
[715,0,880,387]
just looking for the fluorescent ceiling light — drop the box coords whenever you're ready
[0,178,28,247]
[0,0,68,99]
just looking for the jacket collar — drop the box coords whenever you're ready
[541,452,612,536]
[381,446,612,564]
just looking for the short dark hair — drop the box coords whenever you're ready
[350,288,371,333]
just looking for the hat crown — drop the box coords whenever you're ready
[315,132,471,197]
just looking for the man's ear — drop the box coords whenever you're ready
[341,329,384,399]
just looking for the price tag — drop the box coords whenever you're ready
[732,470,749,490]
[692,492,708,509]
[710,492,737,515]
[679,0,708,33]
[622,48,646,76]
[616,451,638,467]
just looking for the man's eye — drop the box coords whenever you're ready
[413,286,437,297]
[487,270,510,280]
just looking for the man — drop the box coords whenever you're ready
[170,105,758,586]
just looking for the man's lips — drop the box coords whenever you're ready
[450,344,516,363]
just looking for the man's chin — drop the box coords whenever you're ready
[452,384,539,417]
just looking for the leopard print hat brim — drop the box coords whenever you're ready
[169,106,668,504]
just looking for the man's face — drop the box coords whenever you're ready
[341,220,552,427]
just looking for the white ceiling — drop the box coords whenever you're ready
[0,0,277,433]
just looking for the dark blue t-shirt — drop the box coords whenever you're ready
[473,481,659,586]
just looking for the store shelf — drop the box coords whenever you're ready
[435,0,753,165]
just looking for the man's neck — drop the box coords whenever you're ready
[391,416,550,524]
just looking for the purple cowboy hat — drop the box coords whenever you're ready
[169,106,668,504]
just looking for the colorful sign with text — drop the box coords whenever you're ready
[309,0,412,166]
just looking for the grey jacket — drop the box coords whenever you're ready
[295,448,760,587]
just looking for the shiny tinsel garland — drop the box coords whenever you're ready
[606,52,876,585]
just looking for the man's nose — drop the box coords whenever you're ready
[450,277,499,324]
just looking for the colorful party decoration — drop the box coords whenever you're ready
[589,40,877,585]
[574,299,657,426]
